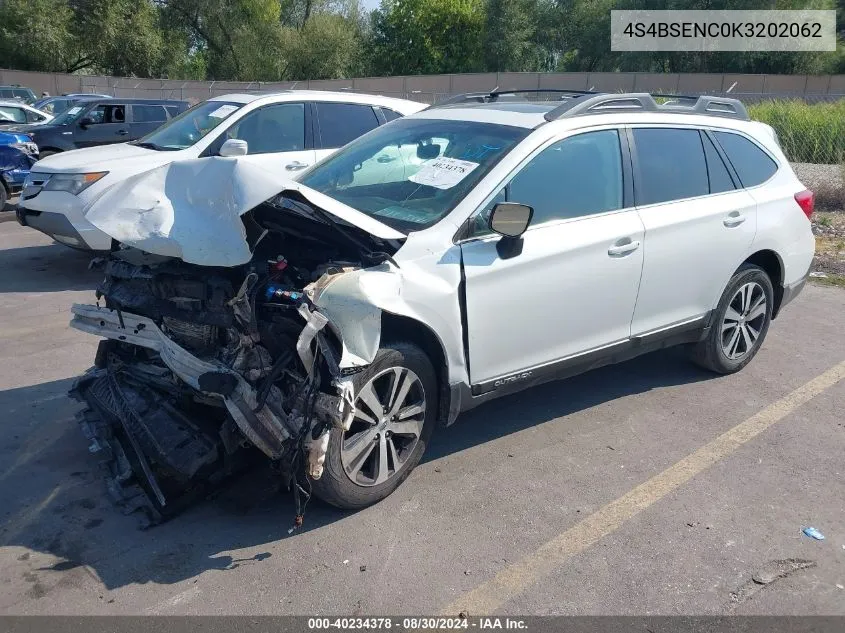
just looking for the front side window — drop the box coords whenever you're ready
[299,118,528,233]
[508,130,624,225]
[0,106,25,123]
[134,100,243,151]
[84,104,126,124]
[224,103,305,154]
[714,131,778,188]
[633,128,709,205]
[317,103,379,149]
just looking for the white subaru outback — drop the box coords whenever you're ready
[68,91,815,524]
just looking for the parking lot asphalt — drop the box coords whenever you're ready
[0,219,843,616]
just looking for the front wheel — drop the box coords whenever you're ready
[312,341,437,509]
[690,264,774,374]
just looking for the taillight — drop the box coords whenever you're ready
[794,190,814,220]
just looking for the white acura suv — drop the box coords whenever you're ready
[16,90,425,251]
[68,91,814,524]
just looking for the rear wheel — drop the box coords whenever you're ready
[690,264,773,374]
[312,341,437,509]
[0,184,7,211]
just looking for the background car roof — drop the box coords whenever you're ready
[209,91,426,114]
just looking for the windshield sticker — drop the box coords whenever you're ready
[408,157,479,190]
[373,206,431,224]
[208,104,238,119]
[66,106,83,115]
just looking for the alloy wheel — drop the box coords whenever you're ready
[340,366,426,487]
[721,281,767,361]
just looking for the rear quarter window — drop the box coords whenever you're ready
[713,131,778,188]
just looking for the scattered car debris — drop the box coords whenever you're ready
[802,527,825,540]
[729,559,816,606]
[359,565,367,572]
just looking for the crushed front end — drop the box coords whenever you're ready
[68,203,396,527]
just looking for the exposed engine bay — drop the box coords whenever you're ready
[69,195,402,527]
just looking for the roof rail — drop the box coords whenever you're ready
[430,88,599,109]
[543,92,749,122]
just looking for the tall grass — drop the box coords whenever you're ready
[748,99,845,165]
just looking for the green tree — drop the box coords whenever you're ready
[369,0,485,75]
[0,0,92,73]
[482,0,542,71]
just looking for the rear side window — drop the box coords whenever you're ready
[633,128,709,205]
[317,103,379,148]
[701,133,736,194]
[713,131,778,187]
[164,105,181,117]
[133,105,168,123]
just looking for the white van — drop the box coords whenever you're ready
[17,91,426,250]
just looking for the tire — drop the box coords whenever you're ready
[690,263,774,374]
[312,341,438,509]
[38,150,58,159]
[0,184,7,211]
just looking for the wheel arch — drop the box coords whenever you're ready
[743,249,785,317]
[381,312,453,427]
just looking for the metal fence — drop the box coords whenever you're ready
[2,68,844,105]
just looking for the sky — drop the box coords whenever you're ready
[361,0,380,11]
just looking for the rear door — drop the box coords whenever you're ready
[313,102,381,164]
[629,126,757,336]
[74,103,130,147]
[129,104,169,139]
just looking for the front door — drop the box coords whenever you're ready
[460,129,645,388]
[219,102,316,175]
[74,103,130,147]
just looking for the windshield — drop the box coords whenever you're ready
[298,118,528,233]
[51,105,87,126]
[133,100,242,151]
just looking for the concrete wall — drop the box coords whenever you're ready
[3,68,843,105]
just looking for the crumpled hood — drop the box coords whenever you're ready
[83,157,405,267]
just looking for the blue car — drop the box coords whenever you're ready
[0,131,38,209]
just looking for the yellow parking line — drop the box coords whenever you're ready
[442,359,845,616]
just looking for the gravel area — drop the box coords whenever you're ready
[791,162,844,211]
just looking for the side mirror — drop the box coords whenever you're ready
[489,202,533,238]
[219,138,248,157]
[79,117,94,128]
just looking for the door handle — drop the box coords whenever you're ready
[723,212,746,227]
[285,161,309,171]
[608,238,641,257]
[117,129,128,136]
[377,155,395,163]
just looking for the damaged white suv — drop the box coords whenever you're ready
[69,91,815,524]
